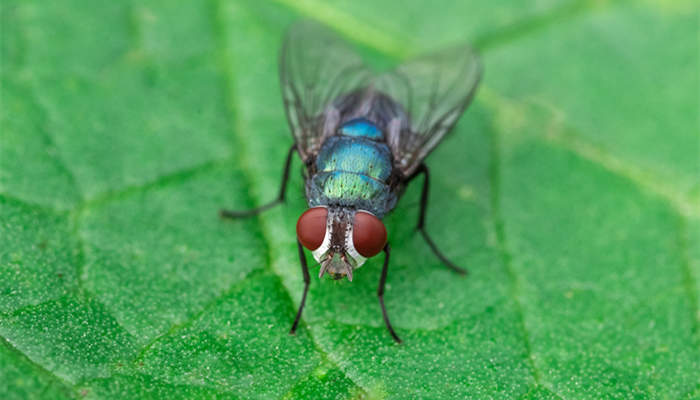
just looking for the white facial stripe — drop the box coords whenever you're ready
[312,209,332,263]
[346,210,368,268]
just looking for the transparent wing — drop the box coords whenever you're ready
[280,21,372,162]
[374,45,482,176]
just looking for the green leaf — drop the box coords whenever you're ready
[1,0,698,399]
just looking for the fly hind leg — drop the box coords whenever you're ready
[219,144,296,219]
[408,163,467,275]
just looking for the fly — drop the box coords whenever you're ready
[220,21,482,343]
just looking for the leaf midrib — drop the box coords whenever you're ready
[208,0,374,396]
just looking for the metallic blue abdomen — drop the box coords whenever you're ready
[306,119,396,217]
[316,137,392,181]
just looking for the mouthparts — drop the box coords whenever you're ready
[318,252,354,282]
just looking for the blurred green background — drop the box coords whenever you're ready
[1,0,698,399]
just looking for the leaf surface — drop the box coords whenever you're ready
[1,0,698,398]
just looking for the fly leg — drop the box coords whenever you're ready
[290,239,311,335]
[378,243,401,343]
[219,144,296,219]
[408,163,467,275]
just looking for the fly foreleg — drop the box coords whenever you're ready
[378,243,401,343]
[290,239,311,335]
[219,144,296,219]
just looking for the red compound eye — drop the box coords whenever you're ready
[296,207,328,250]
[352,211,387,257]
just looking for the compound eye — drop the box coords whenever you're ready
[296,207,328,250]
[352,211,387,257]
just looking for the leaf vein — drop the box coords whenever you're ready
[0,334,76,396]
[544,119,700,219]
[76,157,232,214]
[489,116,554,395]
[480,88,699,219]
[474,0,605,52]
[271,0,412,58]
[128,268,268,365]
[0,193,66,216]
[25,85,85,203]
[678,218,700,343]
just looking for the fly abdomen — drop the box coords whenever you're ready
[316,136,392,181]
[306,119,396,217]
[308,170,392,214]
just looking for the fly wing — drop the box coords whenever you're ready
[374,44,482,177]
[280,21,372,162]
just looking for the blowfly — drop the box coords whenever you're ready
[221,21,482,343]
